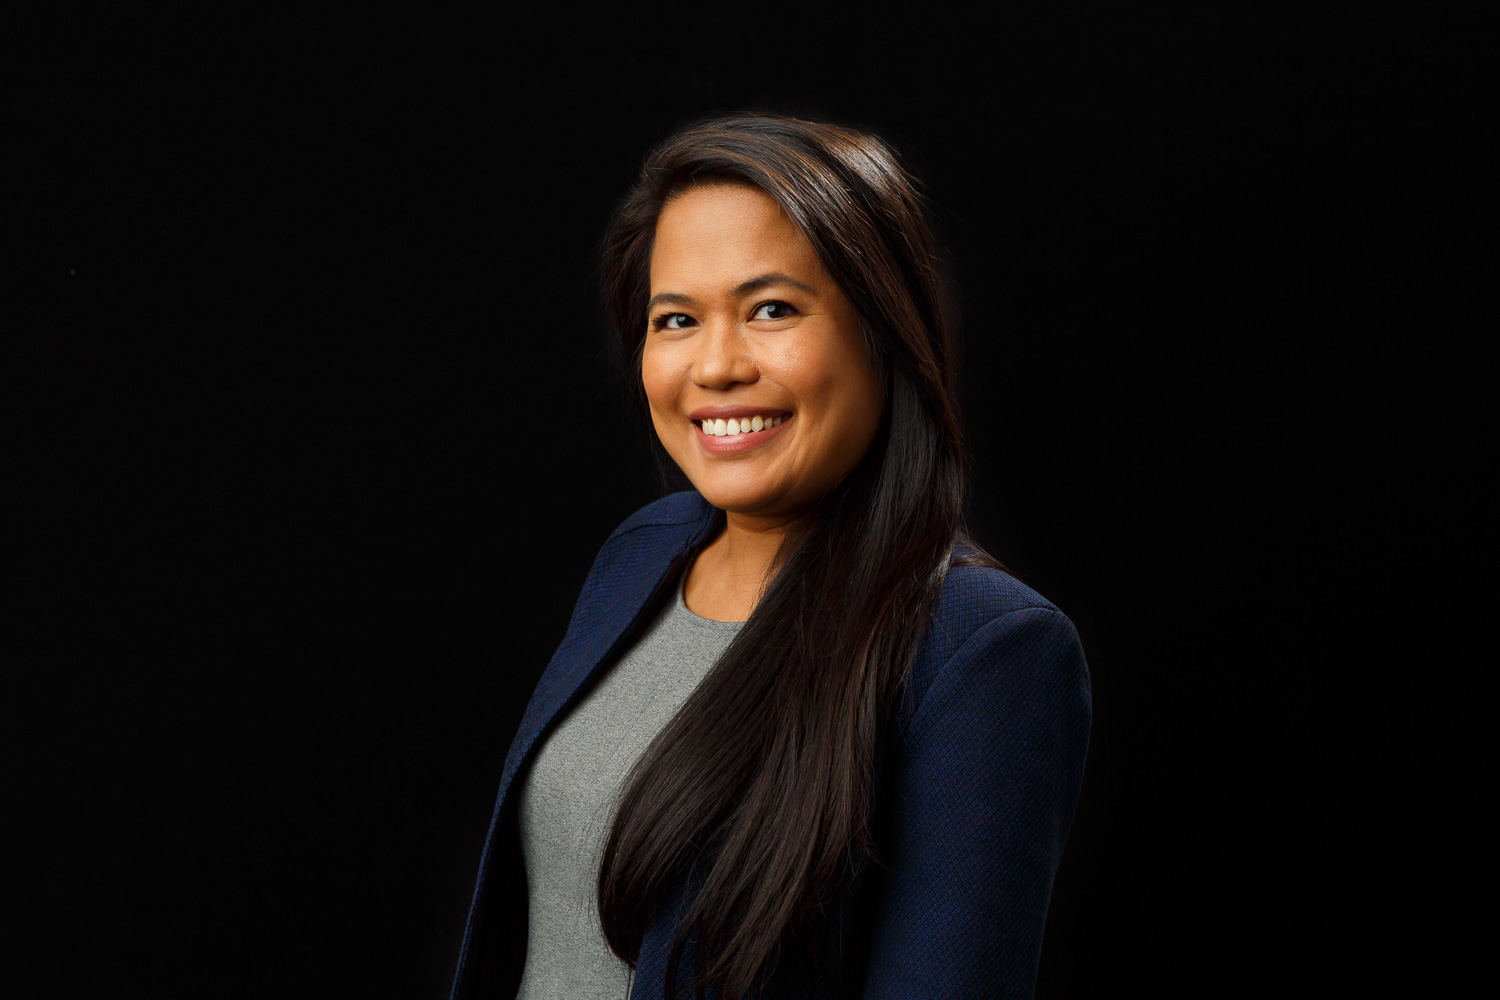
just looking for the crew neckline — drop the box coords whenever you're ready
[674,567,747,630]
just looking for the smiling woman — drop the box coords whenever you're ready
[643,183,885,622]
[450,114,1093,1000]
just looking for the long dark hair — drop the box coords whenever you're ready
[597,113,1001,998]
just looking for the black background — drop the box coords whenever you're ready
[9,4,1487,998]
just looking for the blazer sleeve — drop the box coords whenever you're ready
[862,607,1092,999]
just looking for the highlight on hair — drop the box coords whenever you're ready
[597,112,1002,998]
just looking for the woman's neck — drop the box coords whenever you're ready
[682,509,809,623]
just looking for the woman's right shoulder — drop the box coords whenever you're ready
[565,491,717,612]
[602,489,715,545]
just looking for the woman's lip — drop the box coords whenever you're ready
[693,414,791,454]
[687,405,793,421]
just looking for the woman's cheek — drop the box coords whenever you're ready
[640,350,673,412]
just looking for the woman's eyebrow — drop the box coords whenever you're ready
[646,291,696,310]
[646,273,817,312]
[734,272,816,297]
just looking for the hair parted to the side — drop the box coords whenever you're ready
[597,112,1003,998]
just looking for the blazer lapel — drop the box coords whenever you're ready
[494,499,720,818]
[451,491,720,1000]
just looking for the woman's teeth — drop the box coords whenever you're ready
[697,414,786,437]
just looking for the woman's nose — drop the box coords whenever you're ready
[690,319,759,388]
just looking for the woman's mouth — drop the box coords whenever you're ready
[693,413,791,454]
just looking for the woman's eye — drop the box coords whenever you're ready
[752,301,796,321]
[652,313,696,331]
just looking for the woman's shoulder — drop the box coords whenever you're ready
[895,546,1088,737]
[599,490,716,550]
[941,537,1064,622]
[918,539,1082,678]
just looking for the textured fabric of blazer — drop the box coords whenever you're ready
[450,490,1092,1000]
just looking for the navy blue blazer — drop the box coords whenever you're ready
[451,490,1092,999]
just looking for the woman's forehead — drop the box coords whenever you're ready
[650,184,823,293]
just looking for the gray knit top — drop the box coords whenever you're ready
[514,569,744,1000]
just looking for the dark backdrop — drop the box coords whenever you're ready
[10,5,1486,998]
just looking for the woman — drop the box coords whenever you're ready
[451,113,1092,1000]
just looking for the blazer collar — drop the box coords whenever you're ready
[493,492,722,820]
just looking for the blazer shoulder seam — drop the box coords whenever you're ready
[903,605,1076,741]
[945,604,1069,658]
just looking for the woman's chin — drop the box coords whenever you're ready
[690,477,789,518]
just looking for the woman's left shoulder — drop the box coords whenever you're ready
[940,559,1061,616]
[932,553,1076,646]
[892,557,1091,745]
[904,554,1089,712]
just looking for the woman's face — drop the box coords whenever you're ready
[642,182,885,520]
